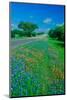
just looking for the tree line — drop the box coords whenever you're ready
[11,21,64,42]
[11,22,44,38]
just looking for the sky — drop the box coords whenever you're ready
[10,2,65,32]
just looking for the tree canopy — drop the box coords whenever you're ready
[48,25,64,41]
[18,22,38,37]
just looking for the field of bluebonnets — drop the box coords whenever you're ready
[10,36,64,97]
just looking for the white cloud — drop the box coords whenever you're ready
[43,18,52,24]
[29,15,33,18]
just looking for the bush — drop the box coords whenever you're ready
[32,32,37,37]
[11,29,25,38]
[48,25,64,41]
[37,32,45,35]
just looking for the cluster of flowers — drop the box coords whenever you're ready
[10,56,41,96]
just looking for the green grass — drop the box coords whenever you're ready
[10,37,65,97]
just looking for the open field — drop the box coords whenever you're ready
[10,37,65,97]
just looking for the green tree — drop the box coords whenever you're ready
[54,25,64,41]
[18,22,38,37]
[37,32,45,35]
[48,29,55,38]
[48,25,64,41]
[11,29,24,38]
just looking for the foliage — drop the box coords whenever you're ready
[11,29,25,38]
[32,32,37,36]
[48,25,64,41]
[37,32,45,35]
[18,22,38,37]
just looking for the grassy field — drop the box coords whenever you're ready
[10,37,65,97]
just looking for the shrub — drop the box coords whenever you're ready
[11,29,25,38]
[48,25,64,41]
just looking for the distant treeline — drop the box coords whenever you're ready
[11,21,64,42]
[48,25,64,42]
[11,22,45,38]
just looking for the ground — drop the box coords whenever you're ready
[10,35,65,97]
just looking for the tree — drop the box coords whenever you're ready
[48,25,64,41]
[37,32,45,35]
[11,29,24,38]
[55,25,64,41]
[48,29,55,38]
[18,22,38,37]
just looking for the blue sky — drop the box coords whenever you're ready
[10,2,65,32]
